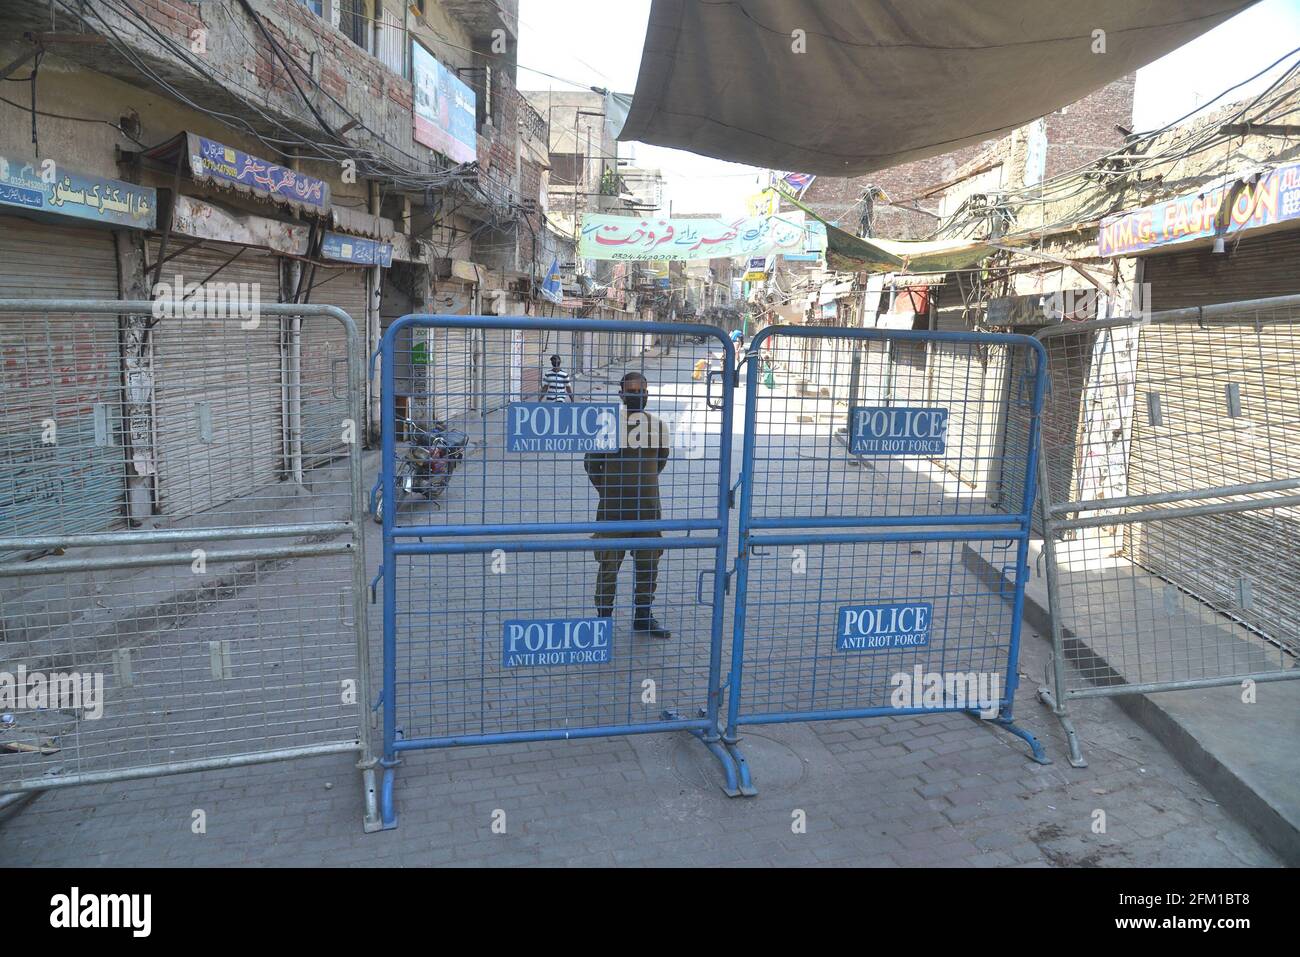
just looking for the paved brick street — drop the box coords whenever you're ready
[0,656,1276,866]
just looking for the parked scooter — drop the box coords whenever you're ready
[373,417,469,522]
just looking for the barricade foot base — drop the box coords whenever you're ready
[691,730,746,796]
[379,766,399,830]
[972,710,1052,765]
[1037,687,1088,767]
[362,767,383,833]
[724,741,758,796]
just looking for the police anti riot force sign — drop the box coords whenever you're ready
[506,402,620,453]
[836,602,933,652]
[503,617,612,667]
[848,406,949,456]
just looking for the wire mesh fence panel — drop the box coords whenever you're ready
[385,319,727,530]
[1,549,361,786]
[393,546,721,741]
[1037,304,1300,715]
[377,315,738,826]
[724,326,1050,776]
[743,329,1039,523]
[734,538,1018,722]
[0,301,373,827]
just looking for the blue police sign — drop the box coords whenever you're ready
[506,402,620,453]
[836,602,933,651]
[848,406,949,455]
[503,617,613,667]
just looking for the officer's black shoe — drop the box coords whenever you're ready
[596,606,613,619]
[632,612,671,640]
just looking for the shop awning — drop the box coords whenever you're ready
[142,132,331,217]
[786,194,999,274]
[620,0,1255,175]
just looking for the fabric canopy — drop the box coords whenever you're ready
[620,0,1255,175]
[782,193,999,274]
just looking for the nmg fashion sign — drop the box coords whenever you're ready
[1098,161,1300,256]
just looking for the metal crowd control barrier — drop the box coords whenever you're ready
[1034,296,1300,767]
[0,299,377,830]
[376,314,737,828]
[724,325,1051,791]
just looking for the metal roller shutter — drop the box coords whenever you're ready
[302,263,368,461]
[1142,230,1300,309]
[1124,318,1300,652]
[424,280,476,424]
[0,217,126,542]
[1135,234,1300,649]
[148,240,284,519]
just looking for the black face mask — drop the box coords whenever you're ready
[620,392,647,412]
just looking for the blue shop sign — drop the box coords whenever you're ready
[0,156,156,229]
[187,133,329,213]
[321,231,394,266]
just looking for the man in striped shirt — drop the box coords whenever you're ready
[542,354,574,402]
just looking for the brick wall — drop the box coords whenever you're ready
[800,76,1135,241]
[1045,75,1135,179]
[93,0,480,176]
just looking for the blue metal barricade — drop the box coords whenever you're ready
[376,314,738,827]
[724,326,1051,792]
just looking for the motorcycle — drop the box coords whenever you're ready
[373,417,469,522]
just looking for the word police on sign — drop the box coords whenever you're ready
[848,407,949,456]
[837,602,933,651]
[507,402,619,453]
[503,617,612,667]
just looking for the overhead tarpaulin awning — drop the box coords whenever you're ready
[825,232,999,275]
[620,0,1255,175]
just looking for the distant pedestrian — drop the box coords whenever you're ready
[542,354,574,402]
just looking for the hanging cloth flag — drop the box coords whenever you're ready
[540,256,563,303]
[778,172,816,196]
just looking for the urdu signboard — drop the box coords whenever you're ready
[0,155,156,229]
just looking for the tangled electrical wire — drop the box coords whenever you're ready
[45,0,527,232]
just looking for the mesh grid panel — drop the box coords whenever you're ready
[1038,310,1300,694]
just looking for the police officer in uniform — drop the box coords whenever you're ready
[584,372,671,639]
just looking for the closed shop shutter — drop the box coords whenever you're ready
[1133,229,1300,648]
[301,263,368,461]
[422,280,475,423]
[927,340,1001,492]
[148,240,283,520]
[0,216,126,543]
[1123,318,1300,653]
[1142,229,1300,309]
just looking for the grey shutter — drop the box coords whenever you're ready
[0,217,126,544]
[1125,319,1300,653]
[148,241,284,520]
[301,263,368,461]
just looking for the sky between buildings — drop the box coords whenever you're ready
[517,0,1300,220]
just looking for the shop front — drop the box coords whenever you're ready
[0,157,156,541]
